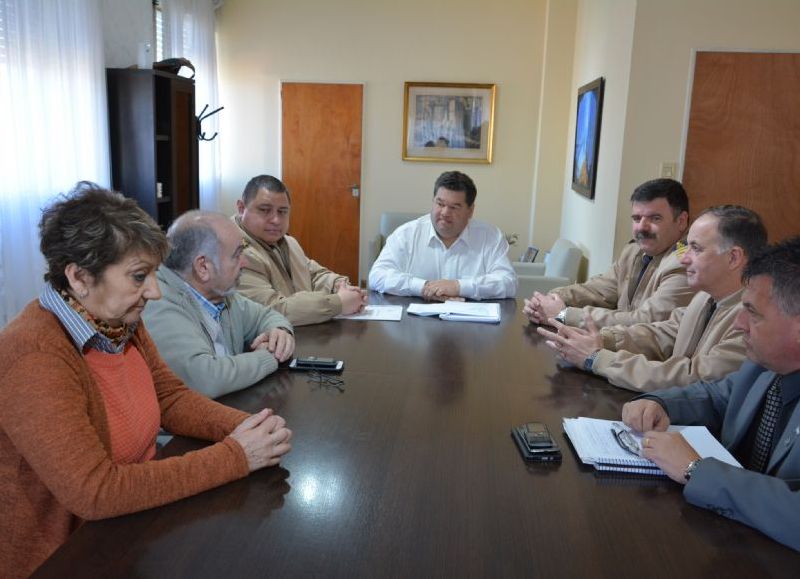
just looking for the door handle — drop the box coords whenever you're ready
[351,184,360,198]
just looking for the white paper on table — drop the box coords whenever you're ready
[407,301,500,322]
[335,305,403,321]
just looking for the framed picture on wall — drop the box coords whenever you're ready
[571,77,604,199]
[402,82,496,163]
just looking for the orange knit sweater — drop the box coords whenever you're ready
[0,302,251,578]
[85,346,160,464]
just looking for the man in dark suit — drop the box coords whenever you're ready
[622,236,800,551]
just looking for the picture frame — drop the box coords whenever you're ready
[571,77,604,199]
[520,245,539,263]
[402,82,496,163]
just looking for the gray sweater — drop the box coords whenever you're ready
[142,266,293,398]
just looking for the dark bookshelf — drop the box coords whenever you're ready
[106,68,199,230]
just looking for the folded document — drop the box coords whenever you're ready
[562,417,742,476]
[407,301,500,323]
[335,305,403,321]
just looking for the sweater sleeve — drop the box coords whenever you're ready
[0,349,250,521]
[143,294,279,399]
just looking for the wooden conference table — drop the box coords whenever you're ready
[36,294,798,578]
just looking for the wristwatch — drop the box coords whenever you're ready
[583,350,600,372]
[684,458,702,481]
[555,308,567,324]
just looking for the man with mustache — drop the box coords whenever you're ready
[524,178,694,328]
[539,205,766,391]
[234,175,367,326]
[368,171,517,300]
[143,211,294,398]
[621,237,800,551]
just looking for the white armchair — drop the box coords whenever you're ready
[514,238,582,298]
[368,212,422,268]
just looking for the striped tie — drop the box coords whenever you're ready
[747,376,783,473]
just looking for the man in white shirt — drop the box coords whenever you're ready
[368,171,517,300]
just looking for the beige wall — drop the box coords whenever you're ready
[528,0,577,254]
[614,0,800,258]
[216,0,549,280]
[558,0,637,277]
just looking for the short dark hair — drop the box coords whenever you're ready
[743,237,800,316]
[698,205,767,258]
[39,182,167,291]
[163,210,224,275]
[433,171,477,206]
[629,178,689,218]
[241,175,291,205]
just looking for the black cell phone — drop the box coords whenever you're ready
[522,422,554,448]
[289,356,344,372]
[512,422,562,463]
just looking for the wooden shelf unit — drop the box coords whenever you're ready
[106,68,199,230]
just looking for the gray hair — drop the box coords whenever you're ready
[163,210,226,275]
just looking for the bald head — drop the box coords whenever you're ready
[164,211,232,275]
[164,211,246,302]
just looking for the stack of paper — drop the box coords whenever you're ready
[562,417,742,476]
[407,301,501,323]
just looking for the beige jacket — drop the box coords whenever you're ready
[552,242,695,328]
[234,217,346,326]
[592,289,746,392]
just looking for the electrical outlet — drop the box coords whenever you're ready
[659,162,678,179]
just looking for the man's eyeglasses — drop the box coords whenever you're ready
[611,423,641,456]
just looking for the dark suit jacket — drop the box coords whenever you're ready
[649,360,800,551]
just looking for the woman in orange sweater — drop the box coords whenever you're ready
[0,183,293,578]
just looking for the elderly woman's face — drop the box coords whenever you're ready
[81,251,162,327]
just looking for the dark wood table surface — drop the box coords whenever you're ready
[35,294,799,578]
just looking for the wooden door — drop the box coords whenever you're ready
[683,52,800,241]
[282,82,363,281]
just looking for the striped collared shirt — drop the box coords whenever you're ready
[39,284,132,354]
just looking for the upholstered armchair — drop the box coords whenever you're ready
[514,238,582,298]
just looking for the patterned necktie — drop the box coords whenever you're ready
[747,375,783,473]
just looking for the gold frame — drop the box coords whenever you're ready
[402,82,496,163]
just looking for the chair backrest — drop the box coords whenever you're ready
[543,238,582,282]
[379,212,421,238]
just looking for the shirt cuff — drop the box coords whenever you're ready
[410,277,427,296]
[457,279,475,299]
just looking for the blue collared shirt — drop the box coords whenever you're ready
[39,284,131,354]
[184,281,226,322]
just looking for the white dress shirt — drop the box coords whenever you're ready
[368,215,517,299]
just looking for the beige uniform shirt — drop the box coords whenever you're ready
[551,242,695,328]
[592,289,746,392]
[234,217,346,326]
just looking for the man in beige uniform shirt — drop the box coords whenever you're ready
[538,205,767,392]
[234,175,367,326]
[524,178,695,328]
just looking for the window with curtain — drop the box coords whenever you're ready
[161,0,221,212]
[0,0,109,326]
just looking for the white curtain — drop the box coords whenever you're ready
[0,0,109,326]
[162,0,221,212]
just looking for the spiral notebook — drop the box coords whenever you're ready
[562,417,742,476]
